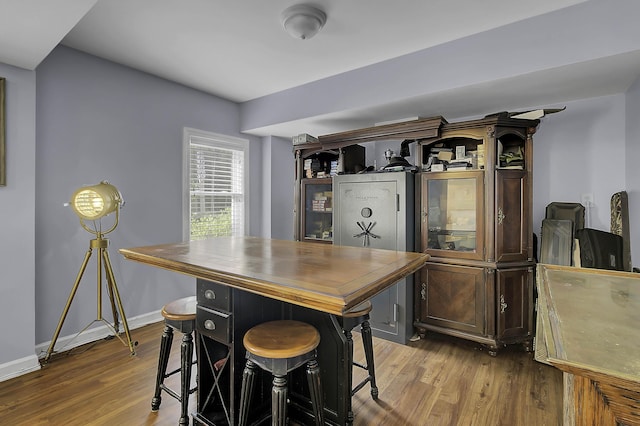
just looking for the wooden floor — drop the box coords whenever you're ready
[0,322,563,425]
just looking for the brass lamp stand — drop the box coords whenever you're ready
[44,182,136,362]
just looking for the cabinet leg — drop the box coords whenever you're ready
[483,344,499,357]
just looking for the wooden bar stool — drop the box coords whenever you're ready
[238,320,325,426]
[151,296,197,426]
[341,301,378,422]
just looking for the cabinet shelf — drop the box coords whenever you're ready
[300,179,333,243]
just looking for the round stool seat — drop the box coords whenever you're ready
[239,320,324,426]
[243,320,320,359]
[161,296,196,321]
[343,300,372,318]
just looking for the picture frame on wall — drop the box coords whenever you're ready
[0,77,5,186]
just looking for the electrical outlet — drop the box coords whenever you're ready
[581,193,593,206]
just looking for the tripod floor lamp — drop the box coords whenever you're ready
[44,181,136,362]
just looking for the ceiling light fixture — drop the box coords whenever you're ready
[281,4,327,40]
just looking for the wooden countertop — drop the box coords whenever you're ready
[535,264,640,425]
[120,236,429,316]
[536,264,640,381]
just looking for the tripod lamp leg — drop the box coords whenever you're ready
[102,248,136,356]
[44,248,93,362]
[103,249,120,333]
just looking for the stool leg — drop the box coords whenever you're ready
[344,327,355,423]
[306,358,325,426]
[272,375,288,426]
[361,320,378,400]
[179,331,194,426]
[151,324,173,411]
[238,360,257,426]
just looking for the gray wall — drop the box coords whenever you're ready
[0,63,36,368]
[533,95,627,238]
[261,135,295,240]
[33,47,264,347]
[626,77,640,268]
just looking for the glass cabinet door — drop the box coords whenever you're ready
[300,179,333,243]
[421,171,484,260]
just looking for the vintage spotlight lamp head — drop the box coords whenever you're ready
[69,181,123,235]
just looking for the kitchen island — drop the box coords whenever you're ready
[120,236,428,425]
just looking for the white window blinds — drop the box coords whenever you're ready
[184,129,248,240]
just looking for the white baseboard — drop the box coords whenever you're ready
[0,310,163,382]
[34,310,163,358]
[0,354,41,382]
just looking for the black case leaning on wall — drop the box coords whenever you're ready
[576,228,624,271]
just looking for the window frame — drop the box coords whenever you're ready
[182,127,250,241]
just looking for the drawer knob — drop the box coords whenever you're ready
[204,319,216,330]
[204,289,216,300]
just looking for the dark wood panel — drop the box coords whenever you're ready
[318,116,446,146]
[496,268,532,342]
[495,170,529,262]
[418,263,485,335]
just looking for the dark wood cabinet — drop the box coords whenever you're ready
[292,115,538,354]
[414,116,538,355]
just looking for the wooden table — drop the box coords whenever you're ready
[120,236,428,425]
[534,264,640,426]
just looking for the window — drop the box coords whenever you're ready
[183,128,249,240]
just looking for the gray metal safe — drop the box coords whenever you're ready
[332,171,415,344]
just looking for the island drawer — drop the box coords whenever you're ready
[197,278,231,311]
[196,305,231,344]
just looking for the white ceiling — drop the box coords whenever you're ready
[2,0,639,137]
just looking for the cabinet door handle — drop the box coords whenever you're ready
[421,209,428,223]
[497,207,505,225]
[204,289,216,300]
[500,294,508,313]
[421,282,427,300]
[204,319,216,330]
